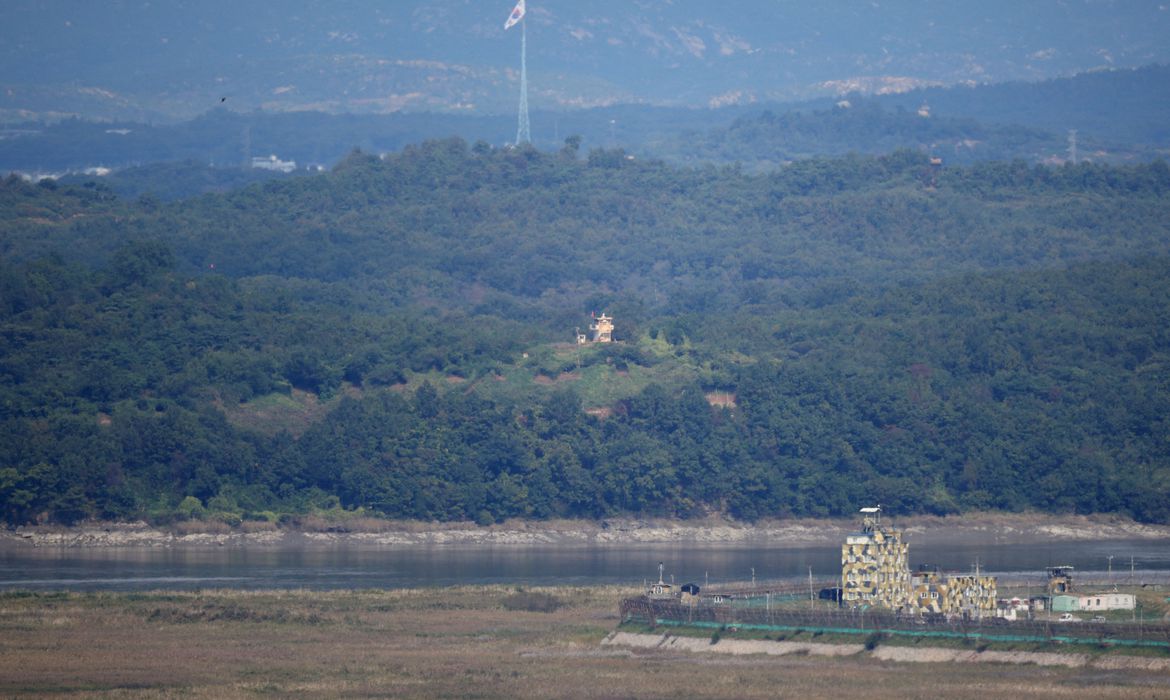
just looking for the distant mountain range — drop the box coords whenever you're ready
[3,1,1170,122]
[3,64,1168,178]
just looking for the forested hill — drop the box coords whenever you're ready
[656,101,1063,170]
[2,145,1169,526]
[655,65,1170,169]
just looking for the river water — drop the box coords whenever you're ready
[1,538,1168,591]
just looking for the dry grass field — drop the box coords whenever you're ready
[0,586,1167,699]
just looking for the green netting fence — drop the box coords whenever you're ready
[621,597,1170,650]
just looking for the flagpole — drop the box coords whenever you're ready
[516,17,531,145]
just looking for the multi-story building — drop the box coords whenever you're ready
[908,566,997,616]
[588,313,613,343]
[841,506,996,617]
[841,507,909,607]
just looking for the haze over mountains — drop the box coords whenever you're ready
[3,1,1170,122]
[3,63,1170,180]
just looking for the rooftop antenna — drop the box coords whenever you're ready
[504,0,530,145]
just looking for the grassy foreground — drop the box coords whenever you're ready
[0,587,1168,699]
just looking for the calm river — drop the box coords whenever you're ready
[1,539,1168,591]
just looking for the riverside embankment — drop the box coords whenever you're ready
[3,512,1170,549]
[601,631,1170,671]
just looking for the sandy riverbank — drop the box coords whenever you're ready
[3,512,1168,548]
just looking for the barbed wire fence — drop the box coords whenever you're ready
[620,597,1170,648]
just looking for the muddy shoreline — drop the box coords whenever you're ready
[3,513,1168,549]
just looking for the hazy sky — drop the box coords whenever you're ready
[2,1,1168,120]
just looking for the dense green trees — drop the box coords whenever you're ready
[2,146,1169,525]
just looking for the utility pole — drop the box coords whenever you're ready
[808,566,815,609]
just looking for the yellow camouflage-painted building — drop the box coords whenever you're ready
[1046,566,1074,594]
[841,506,909,607]
[841,507,996,617]
[589,313,613,343]
[907,566,997,616]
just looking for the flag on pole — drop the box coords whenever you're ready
[504,0,525,30]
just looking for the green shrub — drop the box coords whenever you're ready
[177,496,205,520]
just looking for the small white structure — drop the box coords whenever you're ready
[995,596,1037,621]
[646,562,673,600]
[252,154,297,173]
[1078,592,1135,611]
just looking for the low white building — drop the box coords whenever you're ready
[1078,592,1135,611]
[995,596,1038,620]
[252,154,297,173]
